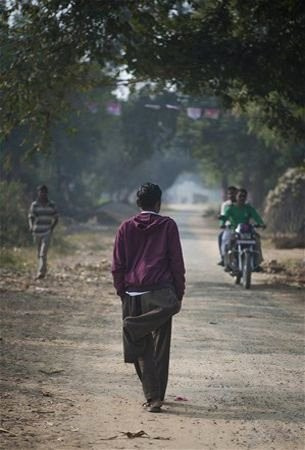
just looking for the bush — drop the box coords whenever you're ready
[264,167,305,242]
[0,181,31,247]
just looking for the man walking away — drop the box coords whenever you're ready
[112,182,185,413]
[28,185,59,279]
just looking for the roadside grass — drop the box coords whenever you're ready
[283,259,305,276]
[0,226,74,272]
[0,224,115,273]
[0,240,74,273]
[64,231,111,252]
[0,246,35,272]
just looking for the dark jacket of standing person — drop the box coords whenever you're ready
[112,212,185,300]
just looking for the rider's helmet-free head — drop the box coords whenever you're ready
[237,188,247,204]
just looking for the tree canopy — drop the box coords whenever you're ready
[1,0,305,146]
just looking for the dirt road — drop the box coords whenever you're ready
[1,207,304,449]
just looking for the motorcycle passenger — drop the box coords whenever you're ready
[217,185,238,266]
[220,188,265,271]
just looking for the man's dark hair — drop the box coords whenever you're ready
[136,183,162,209]
[37,184,48,193]
[227,185,237,191]
[238,188,247,196]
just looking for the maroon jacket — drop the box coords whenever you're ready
[112,212,185,300]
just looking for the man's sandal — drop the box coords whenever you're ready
[147,399,162,413]
[142,401,151,408]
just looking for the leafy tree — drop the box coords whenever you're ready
[121,89,180,161]
[2,1,305,146]
[2,0,305,222]
[172,103,304,207]
[1,86,187,212]
[142,0,305,143]
[0,1,175,147]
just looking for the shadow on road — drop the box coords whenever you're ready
[163,397,304,422]
[188,279,304,296]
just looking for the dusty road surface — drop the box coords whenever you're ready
[1,206,304,450]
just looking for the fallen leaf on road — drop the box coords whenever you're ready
[153,436,171,440]
[122,430,148,439]
[39,369,65,375]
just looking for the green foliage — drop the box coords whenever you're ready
[0,3,94,149]
[0,86,189,213]
[2,1,305,147]
[0,1,174,148]
[0,247,32,270]
[2,84,302,217]
[148,0,305,143]
[0,181,31,246]
[264,167,305,236]
[175,107,293,206]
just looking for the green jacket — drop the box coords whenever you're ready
[220,203,264,229]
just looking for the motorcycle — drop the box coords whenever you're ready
[223,223,262,289]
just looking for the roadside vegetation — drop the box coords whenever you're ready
[1,1,304,274]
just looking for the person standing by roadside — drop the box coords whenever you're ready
[112,182,185,413]
[28,185,59,280]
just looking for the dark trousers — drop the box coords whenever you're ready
[122,288,180,402]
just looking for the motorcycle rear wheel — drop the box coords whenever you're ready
[242,252,252,289]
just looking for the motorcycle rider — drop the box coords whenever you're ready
[217,186,238,266]
[220,188,265,270]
